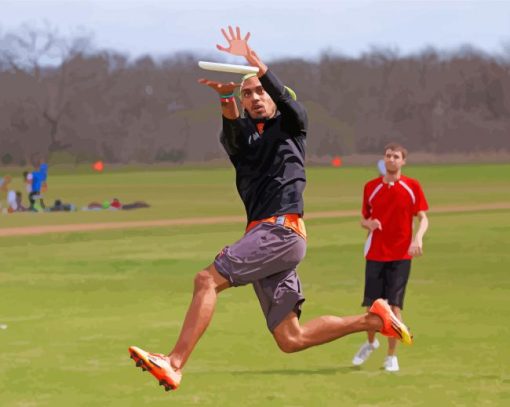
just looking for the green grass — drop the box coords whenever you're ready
[0,164,509,406]
[1,163,510,228]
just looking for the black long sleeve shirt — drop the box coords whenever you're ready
[220,70,307,223]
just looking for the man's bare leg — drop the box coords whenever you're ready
[273,311,383,353]
[128,264,230,390]
[351,306,381,366]
[168,264,230,371]
[366,306,377,344]
[387,305,402,356]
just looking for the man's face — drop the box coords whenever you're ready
[240,76,277,119]
[384,149,406,174]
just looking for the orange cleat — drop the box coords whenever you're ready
[128,346,182,391]
[369,299,413,345]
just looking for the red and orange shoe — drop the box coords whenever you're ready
[369,299,413,345]
[128,346,182,392]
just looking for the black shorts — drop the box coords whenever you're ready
[362,260,411,310]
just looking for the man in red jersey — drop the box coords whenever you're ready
[352,143,429,372]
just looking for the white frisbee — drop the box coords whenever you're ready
[377,159,386,176]
[198,61,259,75]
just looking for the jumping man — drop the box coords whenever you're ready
[129,27,413,392]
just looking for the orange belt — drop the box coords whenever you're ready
[246,213,307,240]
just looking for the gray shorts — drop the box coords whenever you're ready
[214,222,307,332]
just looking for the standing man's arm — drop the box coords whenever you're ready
[361,217,382,232]
[361,183,382,232]
[408,211,429,257]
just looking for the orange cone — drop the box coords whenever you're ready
[93,160,104,172]
[331,156,342,167]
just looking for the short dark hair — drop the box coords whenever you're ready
[384,142,408,159]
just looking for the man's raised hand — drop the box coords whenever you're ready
[197,79,240,95]
[216,26,251,57]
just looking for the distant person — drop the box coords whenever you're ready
[83,199,149,211]
[0,175,12,196]
[7,191,26,213]
[49,199,75,212]
[83,201,104,211]
[23,171,33,208]
[110,198,122,209]
[23,170,33,192]
[109,198,150,210]
[352,143,429,372]
[29,162,48,211]
[121,201,150,210]
[128,26,413,393]
[0,175,12,213]
[83,200,114,211]
[7,190,17,212]
[15,192,27,212]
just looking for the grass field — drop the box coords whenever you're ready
[1,164,509,406]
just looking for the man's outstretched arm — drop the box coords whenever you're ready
[408,211,429,257]
[197,78,244,156]
[217,26,306,132]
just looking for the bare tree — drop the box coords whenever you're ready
[0,23,93,154]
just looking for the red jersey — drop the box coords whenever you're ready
[362,175,428,261]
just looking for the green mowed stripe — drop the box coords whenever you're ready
[1,164,509,228]
[1,209,509,406]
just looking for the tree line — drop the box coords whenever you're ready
[1,25,509,165]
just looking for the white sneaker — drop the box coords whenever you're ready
[383,355,400,372]
[352,338,380,366]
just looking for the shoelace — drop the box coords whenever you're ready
[148,354,170,368]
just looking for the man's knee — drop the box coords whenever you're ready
[193,270,214,291]
[273,331,303,353]
[272,312,304,353]
[193,265,230,293]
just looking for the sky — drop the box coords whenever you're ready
[1,0,509,61]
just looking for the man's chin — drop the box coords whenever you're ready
[249,111,267,119]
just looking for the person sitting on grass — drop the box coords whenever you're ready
[7,190,22,213]
[0,175,12,198]
[49,199,76,212]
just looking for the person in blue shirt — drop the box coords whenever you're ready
[29,162,48,211]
